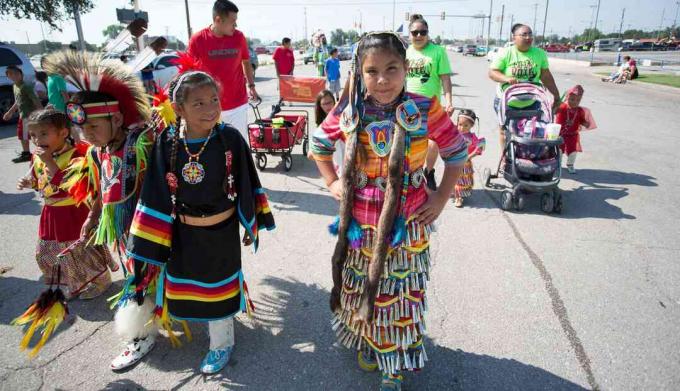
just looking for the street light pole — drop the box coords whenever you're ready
[133,0,144,50]
[184,0,193,41]
[498,4,505,43]
[590,0,600,63]
[486,0,493,48]
[541,0,549,43]
[73,4,85,52]
[392,0,396,31]
[618,8,625,39]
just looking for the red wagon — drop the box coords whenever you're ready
[247,75,325,171]
[247,101,309,171]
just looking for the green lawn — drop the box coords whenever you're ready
[597,72,680,88]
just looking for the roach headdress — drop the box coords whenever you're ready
[44,50,150,128]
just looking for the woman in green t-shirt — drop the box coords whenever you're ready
[488,23,560,152]
[406,14,454,191]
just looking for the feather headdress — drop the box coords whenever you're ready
[44,50,150,128]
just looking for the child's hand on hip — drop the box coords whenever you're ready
[414,190,448,225]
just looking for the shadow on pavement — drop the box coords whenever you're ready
[140,277,587,390]
[566,168,657,188]
[103,378,147,390]
[0,191,41,216]
[417,344,588,390]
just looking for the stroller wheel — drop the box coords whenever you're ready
[553,193,563,214]
[283,153,293,172]
[501,191,514,211]
[515,194,526,211]
[256,153,267,171]
[482,167,491,187]
[540,192,554,213]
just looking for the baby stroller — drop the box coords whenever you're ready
[482,83,563,213]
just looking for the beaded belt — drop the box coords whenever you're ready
[355,168,425,192]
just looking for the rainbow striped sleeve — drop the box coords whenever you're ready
[427,98,468,167]
[311,106,344,162]
[127,203,173,266]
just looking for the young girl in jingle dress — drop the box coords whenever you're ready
[312,32,467,391]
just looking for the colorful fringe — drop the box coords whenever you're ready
[60,145,99,207]
[454,160,474,199]
[12,287,69,358]
[331,218,432,375]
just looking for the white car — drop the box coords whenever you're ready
[486,47,500,62]
[136,53,180,90]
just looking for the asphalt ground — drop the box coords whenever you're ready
[0,51,678,390]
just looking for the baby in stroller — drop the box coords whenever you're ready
[484,83,563,213]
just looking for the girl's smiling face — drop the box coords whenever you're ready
[174,84,222,132]
[361,49,408,105]
[456,117,474,133]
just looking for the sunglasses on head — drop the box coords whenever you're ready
[410,30,428,37]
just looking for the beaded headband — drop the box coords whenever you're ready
[65,101,120,125]
[171,71,212,102]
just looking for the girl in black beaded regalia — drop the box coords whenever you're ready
[124,69,275,374]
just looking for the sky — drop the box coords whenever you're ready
[1,0,679,46]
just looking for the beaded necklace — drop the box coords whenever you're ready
[180,124,214,185]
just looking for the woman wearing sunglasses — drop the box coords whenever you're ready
[488,23,560,155]
[406,14,454,192]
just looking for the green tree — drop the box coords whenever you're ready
[330,29,346,46]
[346,30,360,44]
[37,40,65,52]
[0,0,95,30]
[70,40,97,52]
[102,24,125,40]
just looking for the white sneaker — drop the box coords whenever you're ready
[567,165,576,174]
[110,335,156,371]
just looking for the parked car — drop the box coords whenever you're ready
[303,47,315,64]
[486,47,500,62]
[135,52,180,90]
[1,43,36,123]
[254,46,268,55]
[463,44,477,56]
[476,46,489,56]
[455,46,464,53]
[338,46,352,60]
[544,44,570,53]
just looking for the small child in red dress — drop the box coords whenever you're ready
[555,85,596,174]
[16,108,116,299]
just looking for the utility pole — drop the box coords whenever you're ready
[657,8,665,40]
[184,0,193,41]
[510,14,514,32]
[304,7,308,47]
[73,5,85,51]
[673,1,680,32]
[541,0,549,43]
[487,0,493,48]
[532,3,538,30]
[39,23,47,51]
[133,0,144,51]
[590,0,600,63]
[498,4,505,42]
[618,8,625,39]
[392,0,396,31]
